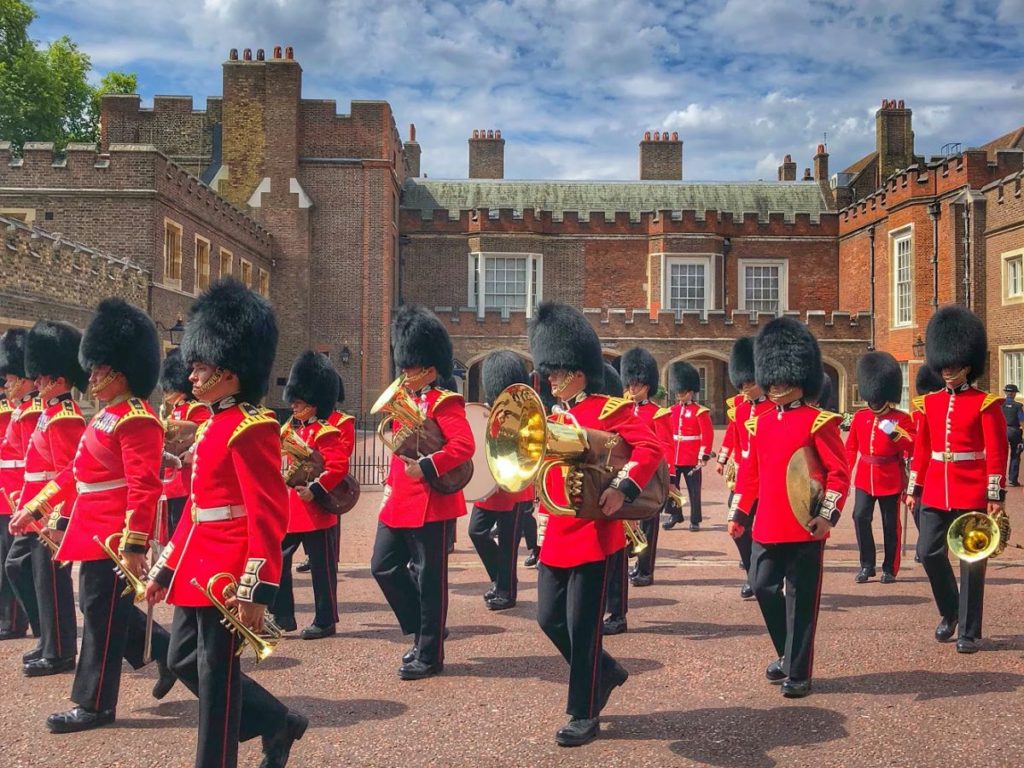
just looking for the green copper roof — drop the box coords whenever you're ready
[402,179,830,221]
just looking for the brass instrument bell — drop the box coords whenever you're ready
[94,532,147,602]
[192,572,281,661]
[370,374,428,452]
[947,510,1013,563]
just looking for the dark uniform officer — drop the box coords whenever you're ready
[663,361,713,531]
[907,305,1007,654]
[731,318,850,699]
[1002,384,1022,486]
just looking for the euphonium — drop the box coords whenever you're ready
[371,374,428,453]
[281,426,317,485]
[191,572,281,661]
[93,532,147,602]
[947,509,1021,562]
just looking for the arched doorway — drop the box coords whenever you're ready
[664,348,732,424]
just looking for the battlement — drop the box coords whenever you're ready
[1,213,146,273]
[981,151,1024,203]
[299,99,401,161]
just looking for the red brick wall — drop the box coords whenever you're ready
[984,175,1024,388]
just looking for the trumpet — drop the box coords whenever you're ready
[93,532,147,603]
[624,520,648,558]
[191,572,281,661]
[947,509,1023,563]
[32,521,69,567]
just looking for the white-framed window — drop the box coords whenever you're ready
[163,219,183,288]
[1003,251,1023,304]
[891,230,913,327]
[899,361,910,412]
[738,259,788,313]
[662,255,713,312]
[467,253,542,316]
[258,268,270,297]
[194,235,211,293]
[1004,349,1024,392]
[218,248,233,279]
[240,258,253,287]
[695,365,707,404]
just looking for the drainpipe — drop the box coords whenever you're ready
[867,226,876,351]
[721,237,731,312]
[928,202,940,310]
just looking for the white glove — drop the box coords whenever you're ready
[878,419,896,435]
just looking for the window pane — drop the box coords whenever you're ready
[483,256,529,310]
[899,362,910,411]
[1006,351,1024,390]
[1009,257,1023,297]
[668,262,705,311]
[895,236,912,324]
[745,264,780,313]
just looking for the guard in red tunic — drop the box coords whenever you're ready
[468,350,533,611]
[272,351,352,639]
[846,352,915,584]
[371,305,474,681]
[530,302,663,747]
[906,306,1008,654]
[38,299,176,732]
[731,318,850,698]
[8,321,86,676]
[663,361,713,531]
[145,279,306,768]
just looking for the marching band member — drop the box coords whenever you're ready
[8,321,86,676]
[272,351,352,639]
[529,302,662,746]
[663,361,713,531]
[42,298,176,733]
[846,352,915,584]
[906,306,1007,654]
[730,317,850,698]
[371,305,474,680]
[145,279,306,768]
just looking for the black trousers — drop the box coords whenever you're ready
[72,559,171,712]
[672,466,702,523]
[370,519,451,666]
[852,489,903,575]
[731,496,758,573]
[20,536,76,660]
[167,496,188,540]
[168,606,288,768]
[917,506,986,640]
[272,528,339,629]
[750,539,825,683]
[604,547,629,620]
[468,502,526,599]
[537,558,620,719]
[1008,427,1021,484]
[633,511,662,579]
[521,506,538,552]
[0,523,30,634]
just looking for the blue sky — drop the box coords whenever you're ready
[31,0,1024,181]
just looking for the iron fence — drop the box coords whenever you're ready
[351,412,391,487]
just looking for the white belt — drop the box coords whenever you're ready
[931,450,986,462]
[0,460,25,469]
[193,504,246,522]
[76,478,128,494]
[674,435,700,442]
[23,471,55,482]
[741,449,750,459]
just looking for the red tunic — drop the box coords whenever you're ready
[18,395,85,524]
[283,415,354,533]
[539,394,665,568]
[162,400,212,499]
[908,385,1008,511]
[668,401,714,466]
[845,408,915,497]
[629,399,675,466]
[1,395,42,511]
[734,402,851,544]
[378,388,474,529]
[153,402,289,607]
[730,395,775,493]
[717,394,742,467]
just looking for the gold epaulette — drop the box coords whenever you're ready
[184,401,209,420]
[599,396,631,420]
[725,394,740,409]
[49,401,84,423]
[653,407,672,420]
[810,409,841,434]
[911,395,926,413]
[115,398,160,429]
[726,405,737,423]
[433,391,465,411]
[980,392,1000,412]
[332,412,354,426]
[744,416,758,436]
[0,397,11,416]
[314,421,340,440]
[695,404,711,417]
[229,404,278,446]
[892,425,912,442]
[23,397,43,415]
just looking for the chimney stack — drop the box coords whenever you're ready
[814,144,834,208]
[777,154,797,181]
[468,129,504,179]
[639,131,682,180]
[876,99,914,183]
[404,123,422,178]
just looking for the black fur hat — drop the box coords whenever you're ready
[857,352,902,405]
[528,302,604,394]
[79,298,161,398]
[0,328,27,379]
[620,347,659,392]
[754,317,823,396]
[600,362,623,397]
[668,361,700,394]
[925,305,987,382]
[24,320,88,392]
[915,364,944,396]
[482,350,530,404]
[284,352,340,420]
[391,304,453,379]
[436,372,458,391]
[160,348,191,396]
[180,278,278,403]
[814,372,836,410]
[335,370,346,406]
[728,337,756,389]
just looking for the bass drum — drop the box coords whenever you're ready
[463,403,498,503]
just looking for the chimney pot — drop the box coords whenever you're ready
[256,48,265,61]
[784,154,792,162]
[410,123,416,142]
[273,45,282,59]
[285,46,294,59]
[243,48,252,61]
[487,129,494,139]
[803,167,812,180]
[897,99,905,109]
[816,143,826,155]
[495,129,501,139]
[229,48,238,61]
[671,131,679,141]
[472,129,479,139]
[644,131,651,141]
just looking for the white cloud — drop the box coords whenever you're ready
[662,104,726,130]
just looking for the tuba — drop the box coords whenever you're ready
[280,425,360,515]
[947,509,1021,562]
[94,532,147,602]
[191,572,281,661]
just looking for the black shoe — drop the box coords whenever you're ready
[935,616,958,643]
[880,572,896,584]
[740,583,754,599]
[273,616,298,633]
[485,596,516,611]
[765,657,787,683]
[295,558,311,573]
[483,585,498,601]
[524,549,539,568]
[688,523,701,532]
[662,517,683,531]
[630,573,653,587]
[23,656,75,677]
[602,616,627,635]
[259,711,309,768]
[782,679,812,698]
[738,560,746,570]
[402,645,418,664]
[399,659,443,680]
[855,567,875,583]
[22,645,42,664]
[628,565,639,579]
[299,624,336,640]
[598,663,629,712]
[555,717,599,747]
[914,554,921,563]
[0,626,28,641]
[1009,481,1021,487]
[956,638,980,654]
[46,706,115,734]
[152,659,176,700]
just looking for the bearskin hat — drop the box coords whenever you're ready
[529,302,604,394]
[482,350,530,404]
[284,351,340,420]
[857,352,902,406]
[754,317,823,397]
[537,372,557,414]
[335,370,346,406]
[814,372,836,411]
[620,347,659,392]
[391,304,453,379]
[0,328,27,379]
[160,348,192,396]
[79,298,161,398]
[24,320,88,392]
[436,372,459,392]
[925,304,987,382]
[915,364,944,396]
[728,337,756,389]
[668,361,700,395]
[600,361,624,397]
[180,278,278,403]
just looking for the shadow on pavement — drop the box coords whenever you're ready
[443,654,663,683]
[627,596,680,609]
[820,669,1024,701]
[335,622,508,644]
[631,620,763,640]
[819,592,931,611]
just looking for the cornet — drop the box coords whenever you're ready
[94,532,147,603]
[192,572,281,661]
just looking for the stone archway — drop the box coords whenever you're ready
[820,354,847,412]
[664,348,732,424]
